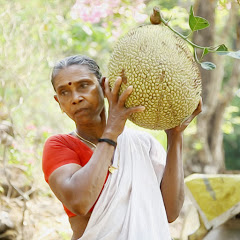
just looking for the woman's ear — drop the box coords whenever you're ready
[54,95,59,103]
[54,95,64,113]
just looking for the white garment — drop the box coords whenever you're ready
[79,128,171,240]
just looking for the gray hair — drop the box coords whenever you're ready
[51,55,102,90]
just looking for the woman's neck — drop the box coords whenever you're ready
[75,109,106,145]
[75,125,104,145]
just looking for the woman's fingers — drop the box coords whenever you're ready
[105,76,145,117]
[194,97,203,116]
[118,85,133,106]
[177,98,203,130]
[111,77,122,102]
[165,98,203,133]
[104,77,125,103]
[126,105,145,115]
[185,98,203,123]
[104,78,111,98]
[105,76,133,105]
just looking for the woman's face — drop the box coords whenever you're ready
[53,64,105,125]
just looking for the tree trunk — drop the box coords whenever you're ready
[185,1,240,174]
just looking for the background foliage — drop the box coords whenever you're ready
[0,0,239,239]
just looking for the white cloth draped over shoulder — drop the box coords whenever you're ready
[79,128,172,240]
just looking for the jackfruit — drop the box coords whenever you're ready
[108,23,202,130]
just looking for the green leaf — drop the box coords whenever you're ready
[216,44,228,52]
[217,50,240,59]
[200,48,209,61]
[189,6,210,31]
[201,62,216,70]
[203,48,209,57]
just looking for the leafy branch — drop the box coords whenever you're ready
[150,6,240,70]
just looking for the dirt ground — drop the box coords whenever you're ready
[1,188,188,240]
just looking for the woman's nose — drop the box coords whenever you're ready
[71,92,83,105]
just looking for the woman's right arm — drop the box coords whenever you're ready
[48,142,115,216]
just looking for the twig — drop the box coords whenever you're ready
[151,7,207,50]
[2,146,30,201]
[21,199,27,240]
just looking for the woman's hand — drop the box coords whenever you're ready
[102,77,145,141]
[165,98,202,136]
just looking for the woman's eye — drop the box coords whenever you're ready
[60,90,69,96]
[80,82,89,88]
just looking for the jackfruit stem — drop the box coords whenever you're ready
[150,7,162,24]
[149,6,218,70]
[153,7,207,51]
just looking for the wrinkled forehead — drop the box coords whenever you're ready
[53,64,100,89]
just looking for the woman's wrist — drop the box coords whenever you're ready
[101,129,118,142]
[98,138,117,148]
[166,129,183,139]
[166,131,183,148]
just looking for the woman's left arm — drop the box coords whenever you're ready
[160,98,202,223]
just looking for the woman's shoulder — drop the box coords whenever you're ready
[46,133,72,142]
[46,133,73,141]
[44,133,78,148]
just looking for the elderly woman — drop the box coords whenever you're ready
[42,55,202,240]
